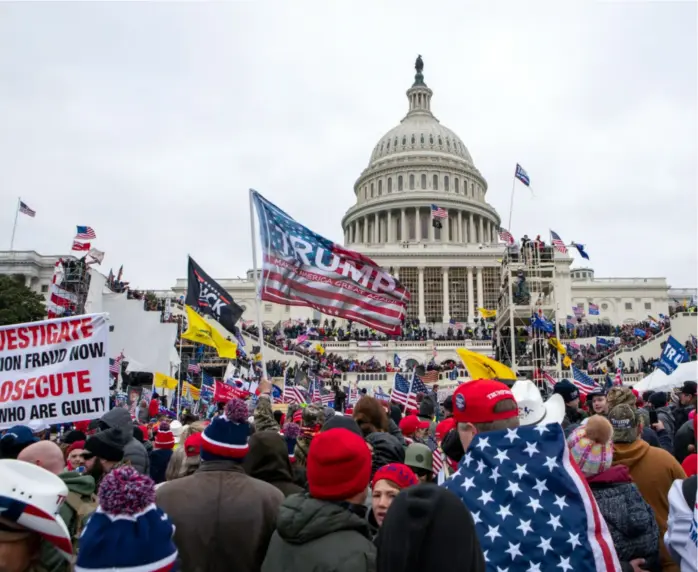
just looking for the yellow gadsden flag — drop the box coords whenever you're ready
[456,348,516,382]
[154,372,178,390]
[182,305,238,359]
[478,308,497,319]
[183,382,201,401]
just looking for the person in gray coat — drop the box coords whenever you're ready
[99,407,149,474]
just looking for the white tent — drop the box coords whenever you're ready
[634,361,698,393]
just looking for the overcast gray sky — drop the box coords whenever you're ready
[1,2,696,289]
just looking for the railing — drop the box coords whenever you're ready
[321,339,491,351]
[590,327,671,366]
[240,330,307,362]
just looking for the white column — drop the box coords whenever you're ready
[442,267,450,323]
[469,213,475,244]
[362,217,368,243]
[443,212,450,242]
[457,211,463,243]
[476,267,484,311]
[467,267,475,323]
[374,212,379,243]
[353,221,358,243]
[393,267,399,280]
[491,224,497,243]
[479,217,484,245]
[429,211,435,241]
[344,227,349,245]
[387,210,393,243]
[400,209,406,241]
[415,208,421,242]
[418,266,426,323]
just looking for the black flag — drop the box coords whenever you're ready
[432,219,442,229]
[186,256,243,334]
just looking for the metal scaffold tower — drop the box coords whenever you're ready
[62,258,92,316]
[494,243,562,386]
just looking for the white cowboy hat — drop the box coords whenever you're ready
[0,460,73,561]
[511,379,566,426]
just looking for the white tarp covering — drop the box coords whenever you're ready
[634,361,698,393]
[102,292,179,374]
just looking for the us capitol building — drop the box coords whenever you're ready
[1,59,690,333]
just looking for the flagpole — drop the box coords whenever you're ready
[176,332,183,419]
[9,197,20,251]
[507,178,516,231]
[248,188,268,380]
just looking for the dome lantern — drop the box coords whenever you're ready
[406,54,433,117]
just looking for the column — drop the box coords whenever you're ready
[442,267,450,323]
[476,267,484,310]
[467,267,475,323]
[479,217,484,245]
[374,212,379,243]
[469,213,475,243]
[344,227,349,244]
[491,224,497,243]
[457,211,463,243]
[428,210,435,241]
[353,221,358,243]
[387,211,393,243]
[442,212,449,242]
[362,217,368,243]
[415,208,421,242]
[393,267,399,280]
[400,209,406,241]
[418,267,426,323]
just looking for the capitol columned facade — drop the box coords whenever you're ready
[1,59,693,331]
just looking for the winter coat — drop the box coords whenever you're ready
[366,432,405,478]
[261,494,376,572]
[254,395,281,433]
[243,431,304,497]
[387,419,406,447]
[40,470,97,572]
[149,448,173,484]
[157,460,283,572]
[674,420,696,465]
[148,398,159,419]
[613,439,687,572]
[587,465,660,572]
[671,405,694,433]
[100,407,149,474]
[664,476,697,572]
[656,406,676,444]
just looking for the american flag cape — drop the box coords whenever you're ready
[443,424,619,572]
[251,190,409,335]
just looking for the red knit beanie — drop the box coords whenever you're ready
[307,428,371,501]
[372,463,418,489]
[154,422,175,450]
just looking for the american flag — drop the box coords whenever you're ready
[19,201,36,217]
[514,163,530,186]
[320,390,334,406]
[550,230,568,254]
[571,366,600,396]
[46,260,78,319]
[432,447,444,477]
[588,303,599,316]
[534,369,557,392]
[200,373,215,401]
[284,386,306,405]
[109,352,124,376]
[419,370,439,384]
[75,225,96,240]
[443,424,620,571]
[252,191,409,335]
[430,204,448,219]
[391,373,417,409]
[498,228,515,246]
[188,362,201,374]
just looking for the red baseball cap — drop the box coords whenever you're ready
[436,417,456,441]
[399,415,430,436]
[452,379,518,424]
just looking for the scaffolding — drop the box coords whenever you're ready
[494,244,562,387]
[61,258,92,316]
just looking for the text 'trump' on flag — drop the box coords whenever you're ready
[252,190,410,335]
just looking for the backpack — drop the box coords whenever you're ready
[65,491,98,546]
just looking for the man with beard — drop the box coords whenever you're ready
[82,427,128,486]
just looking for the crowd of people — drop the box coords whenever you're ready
[1,371,696,571]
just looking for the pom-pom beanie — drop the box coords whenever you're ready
[75,466,177,571]
[154,422,175,450]
[200,398,250,462]
[567,415,614,477]
[307,428,371,501]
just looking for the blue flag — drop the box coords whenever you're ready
[657,335,689,375]
[572,243,590,260]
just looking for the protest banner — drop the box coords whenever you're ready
[213,380,249,402]
[0,314,110,429]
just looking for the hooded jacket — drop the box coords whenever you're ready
[587,465,660,572]
[613,438,687,572]
[365,432,404,479]
[261,494,376,572]
[100,407,149,474]
[674,420,696,465]
[243,431,304,497]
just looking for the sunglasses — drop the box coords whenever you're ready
[80,452,95,461]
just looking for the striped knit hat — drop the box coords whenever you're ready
[201,399,250,462]
[567,415,614,477]
[154,422,175,450]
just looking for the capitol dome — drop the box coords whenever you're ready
[342,57,500,250]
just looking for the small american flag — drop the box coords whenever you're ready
[431,204,448,219]
[75,225,96,240]
[419,370,440,384]
[109,352,124,376]
[391,373,417,409]
[571,366,600,396]
[19,201,36,217]
[443,424,620,571]
[498,228,515,246]
[550,230,568,254]
[284,386,306,405]
[432,447,444,477]
[188,362,201,374]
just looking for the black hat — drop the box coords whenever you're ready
[62,430,86,445]
[85,428,127,462]
[587,388,606,400]
[649,391,668,409]
[442,395,453,413]
[680,381,697,396]
[553,379,579,404]
[321,415,363,439]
